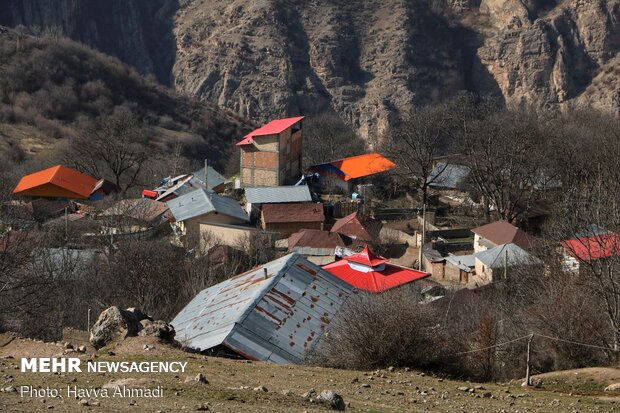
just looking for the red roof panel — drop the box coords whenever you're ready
[323,251,429,293]
[237,116,304,146]
[562,233,620,261]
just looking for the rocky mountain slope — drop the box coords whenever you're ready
[1,0,620,138]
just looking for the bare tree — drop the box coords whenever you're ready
[68,106,149,194]
[384,104,453,206]
[302,113,366,169]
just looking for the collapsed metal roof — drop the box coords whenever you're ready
[171,253,353,364]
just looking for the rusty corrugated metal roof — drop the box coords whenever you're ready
[171,253,353,364]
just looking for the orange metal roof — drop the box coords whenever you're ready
[13,165,99,199]
[309,153,397,181]
[237,116,304,146]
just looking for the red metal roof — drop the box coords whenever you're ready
[562,233,620,261]
[237,116,304,146]
[13,165,99,199]
[346,245,389,266]
[322,248,429,293]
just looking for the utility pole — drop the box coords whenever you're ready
[204,159,208,190]
[525,333,534,386]
[87,308,91,333]
[64,206,68,241]
[504,248,508,280]
[419,202,426,271]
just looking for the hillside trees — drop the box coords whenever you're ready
[302,113,366,169]
[67,107,148,194]
[458,111,551,223]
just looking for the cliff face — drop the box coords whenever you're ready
[2,0,620,137]
[477,0,620,114]
[172,0,466,139]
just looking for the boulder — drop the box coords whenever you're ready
[89,307,152,349]
[605,382,620,392]
[138,320,175,341]
[316,390,346,411]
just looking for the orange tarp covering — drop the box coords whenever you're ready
[310,153,396,181]
[13,165,98,199]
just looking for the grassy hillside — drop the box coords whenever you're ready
[0,334,616,412]
[0,26,252,189]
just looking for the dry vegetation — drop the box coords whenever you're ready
[0,26,252,194]
[1,334,618,413]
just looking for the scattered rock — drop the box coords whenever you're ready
[387,366,395,372]
[138,320,175,341]
[254,385,268,392]
[185,374,209,385]
[361,384,371,388]
[302,389,317,399]
[483,392,492,398]
[316,390,345,411]
[605,383,620,392]
[77,346,87,353]
[196,402,210,411]
[78,399,90,406]
[457,386,470,392]
[3,386,17,392]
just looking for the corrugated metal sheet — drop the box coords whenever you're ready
[167,189,249,223]
[475,243,542,268]
[190,166,227,190]
[245,186,312,205]
[171,253,353,364]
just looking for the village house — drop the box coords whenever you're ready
[560,227,620,274]
[238,116,304,187]
[330,211,382,242]
[144,165,229,202]
[166,189,249,243]
[261,202,324,238]
[13,165,101,200]
[287,229,364,265]
[471,220,530,253]
[171,253,353,364]
[322,246,429,292]
[309,153,397,193]
[472,242,542,285]
[99,198,171,236]
[426,241,541,287]
[244,185,313,218]
[198,222,270,252]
